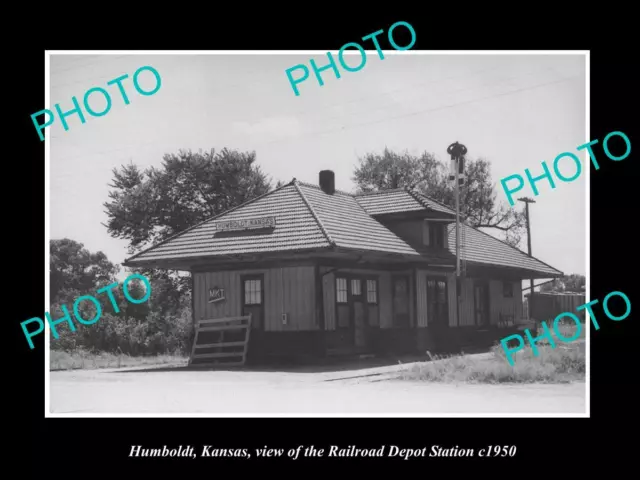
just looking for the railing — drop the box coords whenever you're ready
[188,314,252,367]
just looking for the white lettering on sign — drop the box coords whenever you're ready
[214,216,276,232]
[208,287,226,303]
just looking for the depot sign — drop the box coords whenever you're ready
[213,216,276,232]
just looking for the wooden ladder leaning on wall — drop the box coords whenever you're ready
[188,314,252,367]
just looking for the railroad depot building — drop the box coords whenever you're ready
[124,170,563,362]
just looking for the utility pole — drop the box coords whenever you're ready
[518,197,536,322]
[447,141,467,327]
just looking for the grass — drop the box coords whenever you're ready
[530,319,586,343]
[50,349,188,371]
[397,321,586,384]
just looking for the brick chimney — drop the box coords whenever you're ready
[319,170,335,195]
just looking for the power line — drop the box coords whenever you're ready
[255,74,582,147]
[50,73,581,163]
[225,62,571,130]
[123,59,505,121]
[226,62,510,127]
[315,65,559,126]
[283,61,507,118]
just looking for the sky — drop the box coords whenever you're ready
[48,52,586,280]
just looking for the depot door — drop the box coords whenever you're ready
[427,276,449,350]
[241,274,264,330]
[336,276,371,349]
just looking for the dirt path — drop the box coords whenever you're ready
[49,360,586,415]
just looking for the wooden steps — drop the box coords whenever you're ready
[189,315,252,367]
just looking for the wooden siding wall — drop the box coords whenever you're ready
[193,267,317,332]
[416,270,427,327]
[379,272,394,328]
[453,278,523,327]
[388,270,413,328]
[416,269,455,327]
[320,268,397,330]
[447,273,457,327]
[489,280,523,323]
[194,267,525,332]
[416,273,522,327]
[321,270,336,330]
[527,292,585,321]
[456,278,476,327]
[387,220,424,246]
[386,219,449,249]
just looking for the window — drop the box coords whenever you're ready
[424,221,445,248]
[430,223,445,248]
[336,277,348,303]
[336,277,349,328]
[427,277,449,326]
[351,279,362,296]
[503,281,514,298]
[243,279,262,305]
[427,279,447,304]
[366,279,378,304]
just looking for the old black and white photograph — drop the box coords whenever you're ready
[45,51,587,415]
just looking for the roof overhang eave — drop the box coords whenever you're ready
[463,261,564,279]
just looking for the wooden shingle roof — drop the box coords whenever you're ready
[448,223,562,277]
[412,192,457,216]
[354,189,425,215]
[354,188,456,217]
[297,182,418,256]
[125,180,421,265]
[124,179,562,277]
[124,182,330,264]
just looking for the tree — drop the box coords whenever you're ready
[103,148,273,254]
[121,277,151,322]
[49,239,123,351]
[103,147,274,316]
[352,147,526,246]
[50,238,119,305]
[540,274,585,293]
[48,238,192,354]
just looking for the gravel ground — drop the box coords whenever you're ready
[49,357,586,415]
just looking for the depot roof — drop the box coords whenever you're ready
[124,179,562,278]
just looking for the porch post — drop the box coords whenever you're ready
[315,262,327,357]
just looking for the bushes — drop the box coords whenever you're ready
[48,239,195,359]
[398,339,585,384]
[50,307,194,356]
[50,349,187,371]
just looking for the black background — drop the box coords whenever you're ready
[11,9,635,475]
